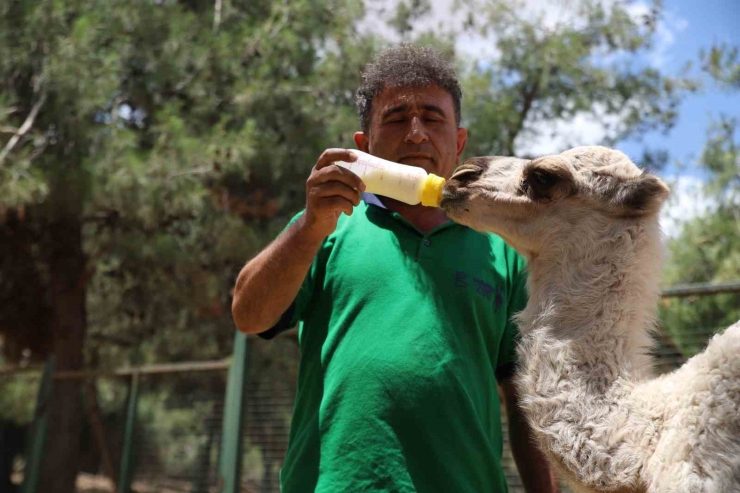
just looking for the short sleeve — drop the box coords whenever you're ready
[495,253,528,381]
[258,210,319,340]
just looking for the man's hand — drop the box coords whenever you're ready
[232,148,365,334]
[301,148,365,241]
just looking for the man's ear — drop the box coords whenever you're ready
[456,127,468,161]
[613,173,671,216]
[354,132,370,153]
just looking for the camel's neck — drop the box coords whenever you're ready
[515,219,664,490]
[520,219,663,380]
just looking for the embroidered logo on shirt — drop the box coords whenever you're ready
[455,270,504,309]
[454,270,468,288]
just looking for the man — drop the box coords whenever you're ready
[232,44,559,492]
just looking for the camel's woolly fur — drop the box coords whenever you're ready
[442,146,740,493]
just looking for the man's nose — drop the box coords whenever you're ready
[404,117,429,144]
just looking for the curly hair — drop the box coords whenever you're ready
[355,44,462,133]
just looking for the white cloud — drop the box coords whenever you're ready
[362,0,688,70]
[515,103,626,156]
[624,1,651,18]
[659,174,715,238]
[650,27,675,69]
[625,1,689,69]
[361,0,691,82]
[359,0,499,58]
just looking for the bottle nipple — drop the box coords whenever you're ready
[421,174,446,207]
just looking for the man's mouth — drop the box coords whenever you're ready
[400,153,435,163]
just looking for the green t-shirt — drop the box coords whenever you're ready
[263,195,528,492]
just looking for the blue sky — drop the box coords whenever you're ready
[617,0,740,174]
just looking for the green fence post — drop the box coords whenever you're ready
[118,371,140,493]
[21,356,55,493]
[217,331,249,493]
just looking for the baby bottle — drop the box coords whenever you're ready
[334,150,446,207]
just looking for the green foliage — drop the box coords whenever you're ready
[0,374,40,424]
[136,384,220,476]
[0,0,372,369]
[702,43,740,89]
[0,0,714,487]
[456,0,696,157]
[389,0,432,38]
[0,0,697,367]
[660,117,740,356]
[658,42,740,357]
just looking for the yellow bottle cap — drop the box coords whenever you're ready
[421,174,446,207]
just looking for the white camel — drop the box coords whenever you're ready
[441,146,740,493]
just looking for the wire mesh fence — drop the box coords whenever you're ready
[0,283,736,493]
[128,371,227,493]
[240,337,299,493]
[0,364,229,493]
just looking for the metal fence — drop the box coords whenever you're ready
[1,281,738,493]
[0,360,232,493]
[239,282,740,493]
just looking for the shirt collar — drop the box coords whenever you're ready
[362,192,387,209]
[362,192,459,235]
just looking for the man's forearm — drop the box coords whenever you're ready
[500,377,560,493]
[232,216,323,334]
[508,403,560,493]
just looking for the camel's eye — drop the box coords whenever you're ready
[522,161,574,202]
[533,170,558,187]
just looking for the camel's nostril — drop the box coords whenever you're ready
[450,166,482,183]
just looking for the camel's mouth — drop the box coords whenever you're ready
[441,164,485,217]
[441,164,508,219]
[440,185,506,228]
[439,187,467,208]
[440,185,475,219]
[442,158,542,239]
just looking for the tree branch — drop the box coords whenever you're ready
[168,166,212,180]
[0,106,19,118]
[0,90,47,165]
[506,78,540,155]
[242,0,290,63]
[213,0,222,32]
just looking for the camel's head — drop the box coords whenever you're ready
[441,146,670,257]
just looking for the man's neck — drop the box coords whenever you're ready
[379,196,450,234]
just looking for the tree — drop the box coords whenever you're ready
[454,0,695,158]
[0,0,699,490]
[659,118,739,355]
[0,1,370,491]
[660,123,739,356]
[702,43,740,89]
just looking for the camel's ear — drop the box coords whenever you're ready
[613,173,671,216]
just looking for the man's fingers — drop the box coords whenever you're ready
[311,182,361,206]
[309,165,365,191]
[315,148,358,171]
[318,196,355,217]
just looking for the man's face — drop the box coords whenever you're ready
[355,84,467,179]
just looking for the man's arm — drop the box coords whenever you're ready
[232,216,323,334]
[499,376,560,493]
[231,149,364,334]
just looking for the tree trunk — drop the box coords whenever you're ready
[38,216,87,493]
